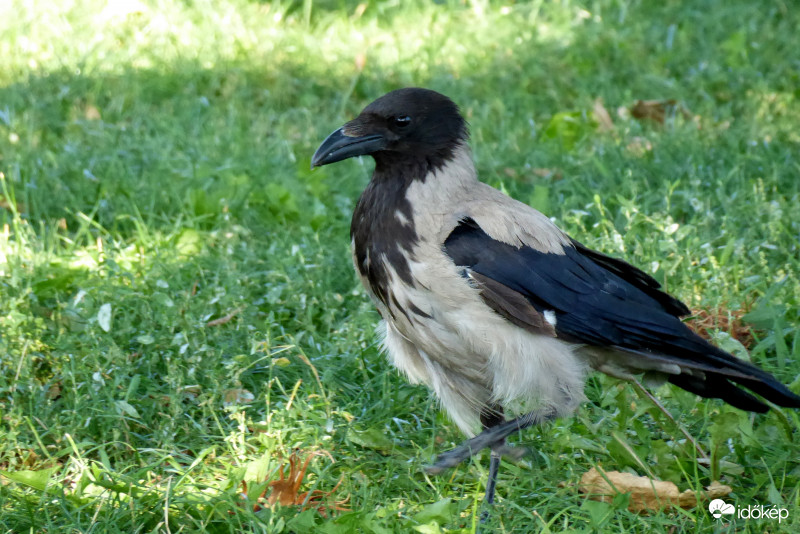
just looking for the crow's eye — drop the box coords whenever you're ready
[392,115,412,128]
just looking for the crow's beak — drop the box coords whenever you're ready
[311,127,386,168]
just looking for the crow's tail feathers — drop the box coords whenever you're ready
[667,345,800,413]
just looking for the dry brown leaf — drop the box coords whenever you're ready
[593,98,615,132]
[267,452,310,507]
[46,382,62,400]
[240,450,349,517]
[579,467,732,514]
[630,99,691,124]
[687,301,757,349]
[0,448,60,472]
[223,388,254,406]
[631,99,675,123]
[626,136,653,157]
[84,105,101,121]
[205,306,244,327]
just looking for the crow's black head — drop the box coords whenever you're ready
[311,88,468,170]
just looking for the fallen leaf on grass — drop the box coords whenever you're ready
[84,105,101,121]
[205,306,244,327]
[593,98,615,132]
[579,466,731,513]
[241,450,349,517]
[267,451,329,507]
[687,303,757,349]
[46,382,62,400]
[0,449,47,472]
[626,136,653,157]
[223,388,254,406]
[630,99,692,124]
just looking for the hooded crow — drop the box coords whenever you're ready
[311,88,800,505]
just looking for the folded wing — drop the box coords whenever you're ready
[444,217,800,412]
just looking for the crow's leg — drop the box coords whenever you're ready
[480,407,505,506]
[484,449,502,506]
[426,408,556,475]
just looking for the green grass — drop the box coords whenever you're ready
[1,0,799,532]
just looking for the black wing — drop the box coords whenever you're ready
[444,218,800,412]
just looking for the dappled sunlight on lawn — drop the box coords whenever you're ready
[1,0,799,532]
[1,0,583,84]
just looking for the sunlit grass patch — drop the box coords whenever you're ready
[1,0,799,532]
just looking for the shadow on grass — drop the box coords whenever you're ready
[0,0,796,239]
[1,0,799,531]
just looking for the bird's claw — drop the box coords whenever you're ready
[425,442,532,474]
[425,410,554,474]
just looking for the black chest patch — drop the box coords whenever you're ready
[351,180,418,311]
[350,158,434,311]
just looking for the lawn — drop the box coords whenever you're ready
[1,0,799,532]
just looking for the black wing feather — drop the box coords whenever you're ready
[569,239,691,317]
[444,218,800,411]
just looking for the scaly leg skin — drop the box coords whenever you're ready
[426,409,556,475]
[426,407,555,521]
[482,441,535,522]
[480,407,506,508]
[484,450,502,505]
[477,448,504,524]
